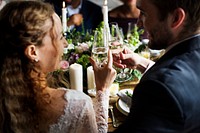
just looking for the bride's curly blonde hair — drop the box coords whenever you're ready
[0,1,62,132]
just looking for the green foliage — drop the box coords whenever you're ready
[127,25,144,46]
[131,69,142,80]
[64,21,144,82]
[134,43,147,53]
[125,91,133,98]
[76,54,90,70]
[63,22,104,71]
[66,29,93,45]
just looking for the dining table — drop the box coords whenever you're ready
[83,79,138,133]
[107,79,138,133]
[85,49,164,132]
[88,78,138,132]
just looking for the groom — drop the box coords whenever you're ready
[113,0,200,132]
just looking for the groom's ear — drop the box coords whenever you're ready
[170,8,185,30]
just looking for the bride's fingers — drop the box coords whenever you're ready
[89,57,98,71]
[107,50,113,68]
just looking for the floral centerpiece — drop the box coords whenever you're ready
[57,22,146,88]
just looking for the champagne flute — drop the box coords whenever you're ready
[92,30,108,67]
[90,29,108,96]
[109,22,132,83]
[127,22,135,40]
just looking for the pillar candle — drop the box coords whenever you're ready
[62,1,67,33]
[87,66,96,90]
[102,0,109,47]
[102,0,108,26]
[69,63,83,91]
[109,83,119,97]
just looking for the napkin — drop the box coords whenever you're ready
[117,90,132,108]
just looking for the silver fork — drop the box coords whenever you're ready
[109,105,120,128]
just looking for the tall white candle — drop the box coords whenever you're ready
[103,0,108,26]
[62,1,67,33]
[87,66,96,90]
[102,0,109,47]
[69,63,83,91]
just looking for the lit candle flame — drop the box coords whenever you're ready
[62,1,65,8]
[104,0,107,5]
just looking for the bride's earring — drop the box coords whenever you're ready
[34,58,39,62]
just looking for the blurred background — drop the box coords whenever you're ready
[88,0,122,10]
[3,0,122,11]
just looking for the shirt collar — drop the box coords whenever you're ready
[67,0,82,16]
[0,0,6,10]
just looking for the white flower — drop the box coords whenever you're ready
[68,44,75,50]
[64,44,75,54]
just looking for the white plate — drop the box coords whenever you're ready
[116,99,130,116]
[116,89,133,116]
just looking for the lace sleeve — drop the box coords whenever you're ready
[49,88,109,133]
[93,89,110,133]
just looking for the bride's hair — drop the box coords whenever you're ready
[0,1,60,132]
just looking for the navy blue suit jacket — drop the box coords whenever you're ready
[44,0,103,32]
[114,35,200,133]
[75,0,103,32]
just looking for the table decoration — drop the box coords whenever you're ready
[58,23,103,90]
[62,1,67,33]
[87,66,96,89]
[69,63,83,91]
[102,0,110,46]
[53,22,148,92]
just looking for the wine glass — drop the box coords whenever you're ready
[126,22,135,40]
[91,30,108,67]
[109,22,132,83]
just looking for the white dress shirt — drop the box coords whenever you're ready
[0,0,6,11]
[67,0,82,30]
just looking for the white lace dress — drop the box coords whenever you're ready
[49,88,109,133]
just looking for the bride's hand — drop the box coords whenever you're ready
[90,50,116,92]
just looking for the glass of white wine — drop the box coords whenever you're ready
[92,30,108,67]
[109,22,132,83]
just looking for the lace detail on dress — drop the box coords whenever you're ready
[93,89,110,133]
[49,88,109,133]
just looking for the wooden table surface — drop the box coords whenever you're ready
[108,96,126,132]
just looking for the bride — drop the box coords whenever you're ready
[0,1,116,133]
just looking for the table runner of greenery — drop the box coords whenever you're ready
[53,22,147,88]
